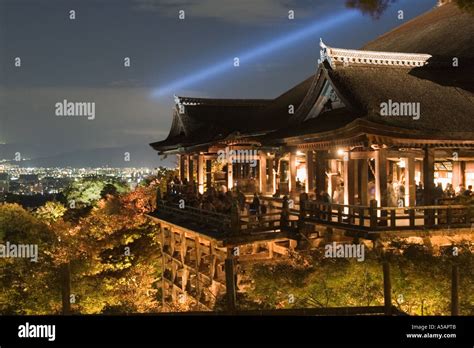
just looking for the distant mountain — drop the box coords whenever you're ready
[0,143,175,168]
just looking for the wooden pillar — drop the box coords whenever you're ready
[225,249,237,312]
[183,155,190,182]
[188,155,194,183]
[423,147,435,205]
[206,159,212,190]
[161,226,167,309]
[328,159,338,199]
[179,154,186,182]
[259,152,267,194]
[353,159,359,204]
[451,264,459,316]
[452,161,464,191]
[315,151,327,195]
[305,150,314,194]
[227,150,234,190]
[383,260,392,315]
[343,153,355,206]
[289,152,297,195]
[360,159,369,206]
[268,157,275,194]
[375,148,388,207]
[194,237,202,309]
[197,154,204,194]
[405,156,416,207]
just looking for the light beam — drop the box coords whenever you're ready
[151,10,359,98]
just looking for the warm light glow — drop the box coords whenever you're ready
[337,149,345,156]
[296,166,307,183]
[398,159,406,168]
[296,151,304,156]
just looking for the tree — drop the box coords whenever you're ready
[345,0,396,19]
[243,244,474,315]
[64,178,128,207]
[1,175,163,315]
[35,201,67,223]
[0,204,61,314]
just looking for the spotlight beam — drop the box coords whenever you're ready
[152,10,358,97]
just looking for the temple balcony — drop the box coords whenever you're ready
[149,198,299,247]
[149,194,474,242]
[301,199,474,238]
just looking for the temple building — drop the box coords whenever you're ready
[150,2,474,311]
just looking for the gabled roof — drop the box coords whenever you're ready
[271,45,474,144]
[273,3,474,143]
[363,2,474,60]
[328,64,474,133]
[151,78,315,153]
[150,99,270,152]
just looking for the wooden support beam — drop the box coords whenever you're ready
[179,154,186,182]
[353,159,359,204]
[343,153,355,206]
[170,230,176,256]
[259,152,267,194]
[195,237,202,270]
[383,260,392,315]
[161,224,167,308]
[182,268,189,291]
[315,151,327,195]
[268,157,276,194]
[188,155,193,182]
[225,251,237,312]
[289,152,297,195]
[268,241,274,259]
[360,159,368,206]
[375,149,388,207]
[423,147,435,205]
[206,159,212,190]
[305,150,314,194]
[350,151,375,160]
[180,231,186,264]
[405,156,416,207]
[197,154,204,194]
[452,161,464,191]
[227,158,233,190]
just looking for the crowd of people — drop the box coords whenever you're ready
[303,177,474,208]
[159,175,474,215]
[160,176,268,216]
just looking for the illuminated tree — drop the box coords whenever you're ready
[64,178,129,207]
[0,204,61,314]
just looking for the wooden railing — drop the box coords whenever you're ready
[155,200,297,235]
[156,201,232,232]
[248,196,300,215]
[155,197,473,235]
[303,200,473,232]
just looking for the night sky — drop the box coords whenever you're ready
[0,0,437,167]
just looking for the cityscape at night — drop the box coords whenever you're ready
[1,0,473,346]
